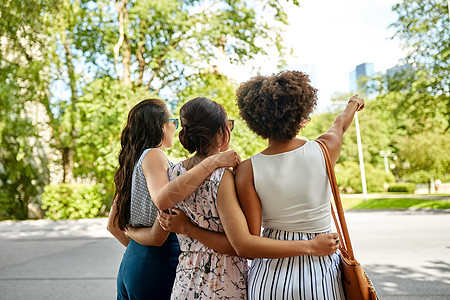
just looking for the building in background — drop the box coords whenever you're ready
[386,63,412,78]
[385,63,414,91]
[349,62,375,92]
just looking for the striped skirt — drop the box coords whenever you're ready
[248,229,344,300]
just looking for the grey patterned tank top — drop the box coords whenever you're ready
[129,148,172,227]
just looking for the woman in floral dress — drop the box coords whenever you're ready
[168,97,247,299]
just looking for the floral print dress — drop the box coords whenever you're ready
[169,162,248,300]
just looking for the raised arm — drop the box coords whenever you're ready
[158,209,237,256]
[316,95,365,165]
[145,149,240,211]
[219,169,339,259]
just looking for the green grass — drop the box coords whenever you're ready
[341,198,450,210]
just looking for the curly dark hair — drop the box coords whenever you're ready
[236,71,318,141]
[179,97,230,155]
[113,99,169,230]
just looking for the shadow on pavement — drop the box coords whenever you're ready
[365,260,450,300]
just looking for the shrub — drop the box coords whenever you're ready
[335,162,395,193]
[387,182,416,193]
[404,170,432,184]
[41,184,112,220]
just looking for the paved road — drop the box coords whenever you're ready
[0,211,449,300]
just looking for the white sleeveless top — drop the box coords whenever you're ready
[250,140,332,233]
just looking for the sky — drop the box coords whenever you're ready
[219,0,407,111]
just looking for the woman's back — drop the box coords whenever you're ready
[129,148,159,227]
[170,163,227,252]
[248,141,343,299]
[251,140,332,232]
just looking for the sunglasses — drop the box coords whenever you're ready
[167,118,179,130]
[228,119,234,132]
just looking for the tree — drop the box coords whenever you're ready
[0,0,55,219]
[302,93,392,169]
[43,0,300,183]
[98,0,296,95]
[357,0,450,183]
[395,130,450,181]
[74,77,152,188]
[1,0,304,218]
[388,0,449,131]
[391,0,449,94]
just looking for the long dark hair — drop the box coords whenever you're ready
[113,99,169,230]
[179,97,230,155]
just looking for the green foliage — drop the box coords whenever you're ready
[75,0,297,94]
[74,77,152,189]
[378,0,450,133]
[167,73,266,162]
[404,170,433,184]
[335,162,395,194]
[0,0,53,220]
[0,0,299,220]
[391,0,449,96]
[411,200,450,210]
[348,0,450,185]
[0,118,49,220]
[302,99,392,170]
[387,183,416,193]
[41,183,112,220]
[394,130,450,179]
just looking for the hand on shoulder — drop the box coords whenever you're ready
[208,150,241,170]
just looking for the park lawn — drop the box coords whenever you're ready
[341,197,450,210]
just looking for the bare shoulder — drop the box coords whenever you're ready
[234,158,254,191]
[218,168,237,197]
[316,132,340,150]
[144,148,166,159]
[221,168,235,183]
[315,133,342,165]
[235,158,253,179]
[142,148,169,170]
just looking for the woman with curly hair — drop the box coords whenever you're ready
[218,71,365,299]
[107,98,240,300]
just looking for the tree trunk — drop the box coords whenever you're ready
[114,0,131,86]
[122,36,132,86]
[62,147,75,183]
[61,31,77,183]
[136,42,145,86]
[136,20,146,86]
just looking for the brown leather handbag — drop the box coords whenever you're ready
[317,140,378,300]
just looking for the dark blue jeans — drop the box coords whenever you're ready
[117,233,180,300]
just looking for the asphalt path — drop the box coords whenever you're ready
[0,211,449,300]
